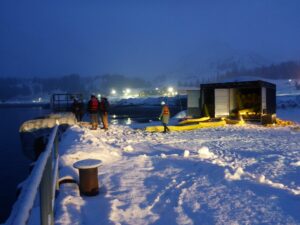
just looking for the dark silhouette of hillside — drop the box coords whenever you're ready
[0,74,150,101]
[221,60,300,80]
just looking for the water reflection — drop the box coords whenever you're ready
[111,119,118,125]
[126,118,132,125]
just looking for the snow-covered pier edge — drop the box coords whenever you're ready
[54,123,300,225]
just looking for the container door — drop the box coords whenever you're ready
[187,90,201,117]
[261,87,266,114]
[215,89,230,117]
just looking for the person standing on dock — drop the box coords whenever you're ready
[72,98,84,122]
[99,96,110,130]
[159,101,170,133]
[88,95,99,130]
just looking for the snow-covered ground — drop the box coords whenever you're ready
[55,110,300,225]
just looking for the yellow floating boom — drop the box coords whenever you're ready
[223,118,245,125]
[145,120,226,132]
[178,116,210,125]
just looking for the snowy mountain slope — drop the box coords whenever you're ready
[167,42,271,80]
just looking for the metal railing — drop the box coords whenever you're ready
[51,93,83,112]
[6,125,59,225]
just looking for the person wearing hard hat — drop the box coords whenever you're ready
[159,101,170,133]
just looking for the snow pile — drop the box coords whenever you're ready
[291,161,300,166]
[183,150,190,158]
[173,110,187,119]
[54,119,300,225]
[197,146,216,159]
[19,113,76,132]
[225,167,244,181]
[123,145,134,152]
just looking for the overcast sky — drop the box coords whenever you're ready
[1,0,300,78]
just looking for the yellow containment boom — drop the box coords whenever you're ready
[223,118,245,125]
[238,108,256,116]
[145,120,226,132]
[178,116,210,125]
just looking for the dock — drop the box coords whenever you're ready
[6,123,300,225]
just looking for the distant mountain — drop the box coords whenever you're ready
[155,41,300,87]
[166,42,271,82]
[220,60,300,81]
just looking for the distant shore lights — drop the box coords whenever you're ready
[166,86,177,96]
[111,89,117,95]
[123,88,131,95]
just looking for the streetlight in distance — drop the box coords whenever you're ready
[168,87,174,93]
[111,89,116,95]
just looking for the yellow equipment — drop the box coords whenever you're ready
[223,118,245,125]
[145,120,226,132]
[178,117,210,125]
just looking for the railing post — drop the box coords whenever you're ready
[40,154,54,225]
[54,135,60,194]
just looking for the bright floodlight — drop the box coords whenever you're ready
[126,88,131,94]
[168,87,174,92]
[155,87,159,91]
[97,94,101,98]
[111,89,116,95]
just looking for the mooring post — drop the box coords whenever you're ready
[73,159,102,196]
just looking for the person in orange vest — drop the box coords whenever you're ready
[99,96,110,130]
[159,101,170,133]
[87,95,99,130]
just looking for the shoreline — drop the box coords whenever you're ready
[0,102,50,108]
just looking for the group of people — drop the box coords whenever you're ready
[72,95,171,133]
[72,95,110,130]
[88,95,110,130]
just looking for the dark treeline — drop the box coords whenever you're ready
[0,78,31,100]
[0,74,150,101]
[220,60,300,80]
[177,78,212,87]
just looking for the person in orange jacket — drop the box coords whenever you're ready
[159,101,170,133]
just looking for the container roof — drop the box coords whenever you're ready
[200,80,276,89]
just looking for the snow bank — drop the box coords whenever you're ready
[19,113,76,132]
[198,146,216,159]
[225,167,244,181]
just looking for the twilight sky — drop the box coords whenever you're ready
[1,0,300,78]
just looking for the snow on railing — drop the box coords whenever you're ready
[6,125,59,225]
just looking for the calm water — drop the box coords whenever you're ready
[0,105,50,223]
[0,104,182,223]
